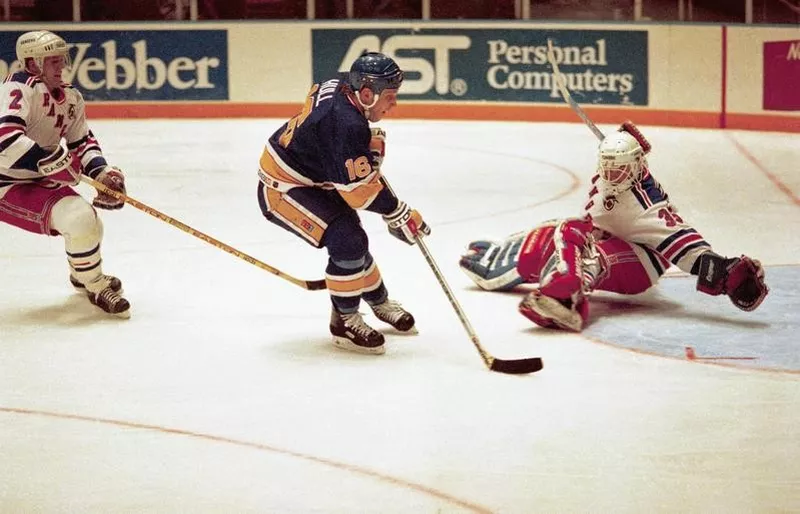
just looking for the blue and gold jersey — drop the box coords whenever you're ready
[259,78,396,214]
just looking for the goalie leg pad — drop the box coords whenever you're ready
[518,289,589,332]
[539,218,594,299]
[459,233,526,291]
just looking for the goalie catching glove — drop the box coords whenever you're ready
[91,166,126,210]
[696,252,768,312]
[383,201,430,245]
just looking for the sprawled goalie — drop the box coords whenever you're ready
[458,122,768,331]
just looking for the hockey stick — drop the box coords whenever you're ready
[413,236,543,374]
[81,176,327,291]
[382,178,543,374]
[546,39,606,141]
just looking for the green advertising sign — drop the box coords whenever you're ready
[312,28,648,106]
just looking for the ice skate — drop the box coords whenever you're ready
[87,286,131,319]
[75,274,130,318]
[330,309,385,355]
[370,299,417,334]
[70,273,123,294]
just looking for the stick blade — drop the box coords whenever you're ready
[305,279,328,291]
[489,357,543,375]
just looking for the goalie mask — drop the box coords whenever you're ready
[597,131,645,196]
[16,30,71,74]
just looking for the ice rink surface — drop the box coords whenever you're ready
[1,119,799,513]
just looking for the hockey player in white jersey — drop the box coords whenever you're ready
[460,121,768,331]
[0,30,130,317]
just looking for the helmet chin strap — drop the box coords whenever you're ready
[355,90,379,119]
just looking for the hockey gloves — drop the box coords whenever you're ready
[37,141,82,187]
[383,201,430,245]
[696,252,768,312]
[92,166,126,210]
[459,232,527,291]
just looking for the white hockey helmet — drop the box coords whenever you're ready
[596,131,645,196]
[16,30,71,74]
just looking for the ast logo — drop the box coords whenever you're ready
[333,34,471,95]
[312,28,648,105]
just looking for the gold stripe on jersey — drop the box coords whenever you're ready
[259,144,316,191]
[259,141,386,211]
[335,172,384,210]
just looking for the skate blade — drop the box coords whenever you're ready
[331,337,385,355]
[111,308,131,319]
[391,326,419,335]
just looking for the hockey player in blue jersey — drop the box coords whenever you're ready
[256,52,430,355]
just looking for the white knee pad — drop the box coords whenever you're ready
[50,196,103,251]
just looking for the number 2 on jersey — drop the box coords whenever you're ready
[6,89,23,111]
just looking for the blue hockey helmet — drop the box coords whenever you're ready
[348,52,404,95]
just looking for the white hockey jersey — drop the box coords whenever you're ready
[0,71,107,199]
[583,167,711,275]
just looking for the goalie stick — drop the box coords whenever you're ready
[381,178,543,375]
[82,176,327,291]
[547,39,606,141]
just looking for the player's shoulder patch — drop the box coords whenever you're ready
[4,71,40,88]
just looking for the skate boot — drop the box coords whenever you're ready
[77,275,130,318]
[86,286,131,318]
[71,274,123,294]
[330,309,385,355]
[370,299,417,333]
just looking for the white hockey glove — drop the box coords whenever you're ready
[383,201,430,245]
[92,166,126,210]
[369,127,386,170]
[459,233,527,291]
[37,141,82,186]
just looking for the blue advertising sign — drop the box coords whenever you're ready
[312,29,648,105]
[0,30,228,101]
